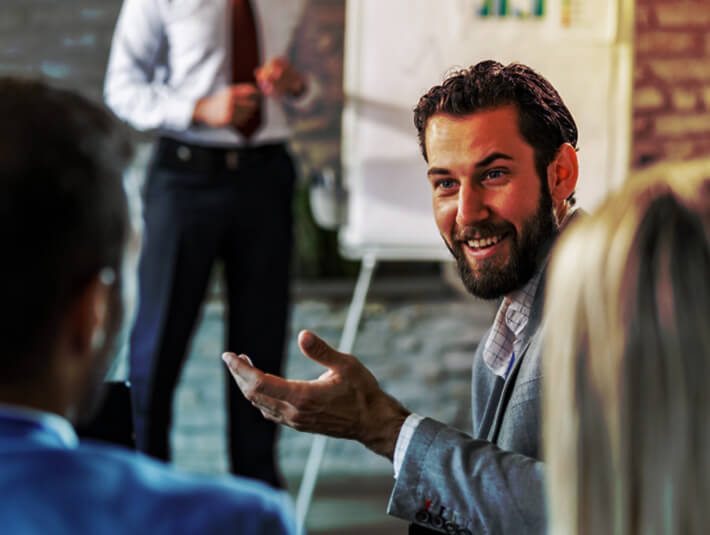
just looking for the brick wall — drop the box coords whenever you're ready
[633,0,710,167]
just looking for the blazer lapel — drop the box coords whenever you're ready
[485,266,548,444]
[477,376,504,440]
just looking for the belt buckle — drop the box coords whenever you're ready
[225,151,240,170]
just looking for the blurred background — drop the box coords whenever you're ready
[2,0,709,533]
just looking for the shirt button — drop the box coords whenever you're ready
[176,145,191,161]
[225,151,240,169]
[415,510,431,524]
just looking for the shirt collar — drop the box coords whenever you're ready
[504,206,577,336]
[0,403,78,448]
[482,263,545,378]
[480,210,576,377]
[504,268,544,338]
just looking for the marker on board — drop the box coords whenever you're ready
[535,0,545,17]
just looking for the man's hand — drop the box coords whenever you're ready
[192,83,259,128]
[254,57,306,98]
[222,330,410,461]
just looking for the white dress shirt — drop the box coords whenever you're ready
[481,268,544,378]
[104,0,317,146]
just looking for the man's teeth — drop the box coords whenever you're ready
[467,235,502,249]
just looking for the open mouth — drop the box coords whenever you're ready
[466,233,506,251]
[460,232,510,259]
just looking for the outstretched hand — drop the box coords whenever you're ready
[222,330,410,460]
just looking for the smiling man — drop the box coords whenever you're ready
[224,61,579,534]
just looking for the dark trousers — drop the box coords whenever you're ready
[129,138,294,486]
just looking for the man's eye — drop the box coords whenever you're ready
[483,169,507,181]
[436,178,456,189]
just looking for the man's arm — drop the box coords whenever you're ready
[223,330,546,534]
[104,0,196,132]
[223,330,410,460]
[388,418,546,533]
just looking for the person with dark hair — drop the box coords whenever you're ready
[0,77,296,534]
[545,160,710,535]
[225,60,580,533]
[104,0,317,487]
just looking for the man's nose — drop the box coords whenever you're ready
[456,184,489,227]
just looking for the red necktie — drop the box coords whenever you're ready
[231,0,262,138]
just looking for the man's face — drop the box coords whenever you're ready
[425,106,558,300]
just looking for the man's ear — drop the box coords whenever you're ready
[69,273,112,359]
[547,143,579,205]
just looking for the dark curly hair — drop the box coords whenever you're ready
[414,60,578,193]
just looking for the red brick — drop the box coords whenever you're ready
[649,59,710,82]
[632,142,664,169]
[703,86,710,109]
[655,113,710,137]
[634,86,665,110]
[636,5,651,27]
[634,63,650,85]
[671,88,698,110]
[663,140,695,159]
[636,31,698,55]
[634,116,653,137]
[656,2,710,27]
[691,137,710,157]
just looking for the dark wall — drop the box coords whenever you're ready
[0,0,122,103]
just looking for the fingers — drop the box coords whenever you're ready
[298,330,349,369]
[222,352,255,392]
[229,83,260,110]
[230,83,259,97]
[222,352,303,427]
[255,57,301,97]
[222,352,305,401]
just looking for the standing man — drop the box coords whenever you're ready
[0,77,296,534]
[224,61,580,533]
[105,0,317,487]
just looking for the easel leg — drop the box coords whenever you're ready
[295,252,378,534]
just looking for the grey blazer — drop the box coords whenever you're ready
[388,275,548,534]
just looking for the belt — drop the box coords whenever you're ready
[155,137,286,174]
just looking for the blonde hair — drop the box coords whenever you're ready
[544,159,710,535]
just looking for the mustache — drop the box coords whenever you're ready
[452,221,515,242]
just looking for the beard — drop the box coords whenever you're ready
[445,185,558,300]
